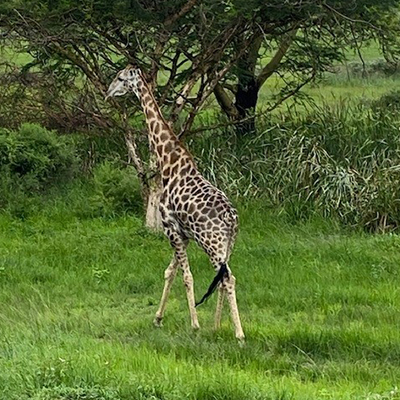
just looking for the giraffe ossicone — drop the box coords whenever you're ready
[106,65,245,341]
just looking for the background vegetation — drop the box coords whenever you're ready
[2,0,400,228]
[1,1,400,399]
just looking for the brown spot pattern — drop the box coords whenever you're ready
[135,69,244,340]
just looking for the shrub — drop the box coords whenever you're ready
[82,161,143,217]
[348,59,400,77]
[0,123,79,213]
[0,123,78,188]
[371,90,400,111]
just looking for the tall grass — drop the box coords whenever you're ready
[191,100,400,231]
[2,98,400,231]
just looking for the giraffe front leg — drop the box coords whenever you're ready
[154,256,179,327]
[167,230,200,330]
[214,285,225,330]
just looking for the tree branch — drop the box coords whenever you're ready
[213,83,239,119]
[322,3,380,31]
[164,0,199,27]
[256,27,298,89]
[179,31,260,136]
[223,83,237,93]
[265,70,316,113]
[171,18,244,121]
[186,68,317,137]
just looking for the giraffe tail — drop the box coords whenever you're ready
[195,262,228,307]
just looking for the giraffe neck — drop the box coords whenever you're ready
[137,76,195,174]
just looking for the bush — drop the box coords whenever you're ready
[0,123,143,218]
[371,90,400,111]
[0,123,79,214]
[348,59,400,77]
[78,161,143,218]
[0,123,78,188]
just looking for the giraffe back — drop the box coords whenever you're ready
[160,162,238,263]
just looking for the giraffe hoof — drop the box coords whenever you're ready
[237,335,245,346]
[192,322,200,330]
[153,316,163,328]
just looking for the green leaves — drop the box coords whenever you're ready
[0,123,78,207]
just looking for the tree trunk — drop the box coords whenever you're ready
[234,77,259,134]
[232,35,262,134]
[125,132,163,231]
[145,178,163,230]
[213,29,298,134]
[145,156,163,231]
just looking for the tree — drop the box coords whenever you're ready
[213,0,400,133]
[0,0,399,227]
[0,0,255,227]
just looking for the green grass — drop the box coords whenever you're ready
[1,202,400,399]
[257,69,400,111]
[343,41,381,62]
[254,41,390,109]
[1,39,400,399]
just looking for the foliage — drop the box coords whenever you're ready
[87,161,143,217]
[2,98,400,231]
[1,0,400,135]
[0,123,145,218]
[371,89,400,110]
[191,102,400,231]
[348,59,400,77]
[0,123,77,183]
[0,123,79,215]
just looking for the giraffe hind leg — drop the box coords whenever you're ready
[177,252,200,329]
[214,285,225,330]
[196,256,244,340]
[223,269,245,341]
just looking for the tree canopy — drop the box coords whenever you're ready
[2,0,400,134]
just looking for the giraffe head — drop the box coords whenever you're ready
[105,65,143,101]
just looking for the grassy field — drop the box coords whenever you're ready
[1,39,400,400]
[1,202,400,400]
[255,41,400,110]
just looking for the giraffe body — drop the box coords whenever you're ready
[106,66,244,340]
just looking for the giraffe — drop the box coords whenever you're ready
[106,65,245,341]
